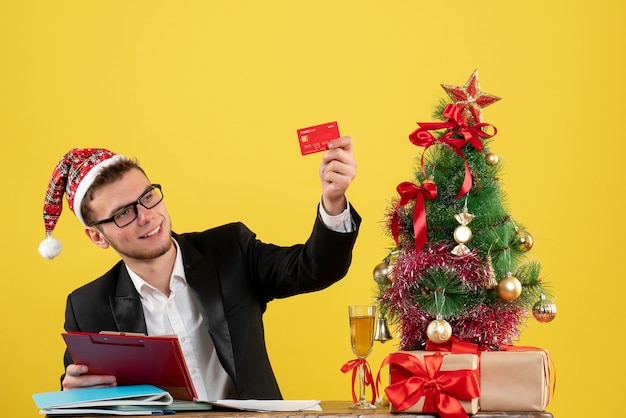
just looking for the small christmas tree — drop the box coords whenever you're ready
[374,70,556,350]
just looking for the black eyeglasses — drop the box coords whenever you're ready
[90,184,164,228]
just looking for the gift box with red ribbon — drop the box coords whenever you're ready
[379,351,480,418]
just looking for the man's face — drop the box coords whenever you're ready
[85,168,173,261]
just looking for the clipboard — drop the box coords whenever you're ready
[62,331,198,401]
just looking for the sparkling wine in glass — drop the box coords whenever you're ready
[348,305,376,409]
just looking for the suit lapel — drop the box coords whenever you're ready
[175,233,237,380]
[110,266,147,334]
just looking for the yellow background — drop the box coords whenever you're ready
[1,1,622,416]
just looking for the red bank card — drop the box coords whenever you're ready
[297,121,340,155]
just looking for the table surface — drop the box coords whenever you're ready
[167,400,553,418]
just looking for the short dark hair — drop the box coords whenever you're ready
[80,157,147,225]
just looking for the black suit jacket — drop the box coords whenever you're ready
[63,207,361,399]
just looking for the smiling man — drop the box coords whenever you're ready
[38,141,359,401]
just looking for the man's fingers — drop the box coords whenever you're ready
[327,136,353,152]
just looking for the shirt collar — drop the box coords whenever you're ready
[126,238,187,298]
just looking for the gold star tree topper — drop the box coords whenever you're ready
[441,69,501,124]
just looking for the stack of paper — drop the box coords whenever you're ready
[33,385,322,415]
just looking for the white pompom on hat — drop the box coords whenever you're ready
[39,148,123,259]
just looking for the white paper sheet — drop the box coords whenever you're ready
[211,399,322,412]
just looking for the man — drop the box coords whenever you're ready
[38,137,359,401]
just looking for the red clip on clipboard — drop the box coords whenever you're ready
[62,331,197,401]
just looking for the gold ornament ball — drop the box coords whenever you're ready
[485,152,499,166]
[514,230,534,252]
[532,299,557,323]
[373,262,391,284]
[497,275,522,301]
[422,177,436,187]
[426,318,452,344]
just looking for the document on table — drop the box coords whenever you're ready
[211,399,322,412]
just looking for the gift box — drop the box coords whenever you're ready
[380,348,552,415]
[383,351,480,417]
[479,349,551,411]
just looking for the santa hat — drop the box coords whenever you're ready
[38,148,124,259]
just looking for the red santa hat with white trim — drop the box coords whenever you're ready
[39,148,124,259]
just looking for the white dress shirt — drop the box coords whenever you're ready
[319,199,354,233]
[126,202,353,400]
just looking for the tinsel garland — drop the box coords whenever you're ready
[381,243,528,350]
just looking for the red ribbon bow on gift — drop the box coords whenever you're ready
[409,103,497,198]
[391,180,438,254]
[341,358,377,405]
[377,352,479,418]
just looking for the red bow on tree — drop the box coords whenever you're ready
[409,103,497,198]
[391,180,438,254]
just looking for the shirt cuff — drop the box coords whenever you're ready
[318,197,354,233]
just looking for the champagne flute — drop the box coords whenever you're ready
[348,305,376,409]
